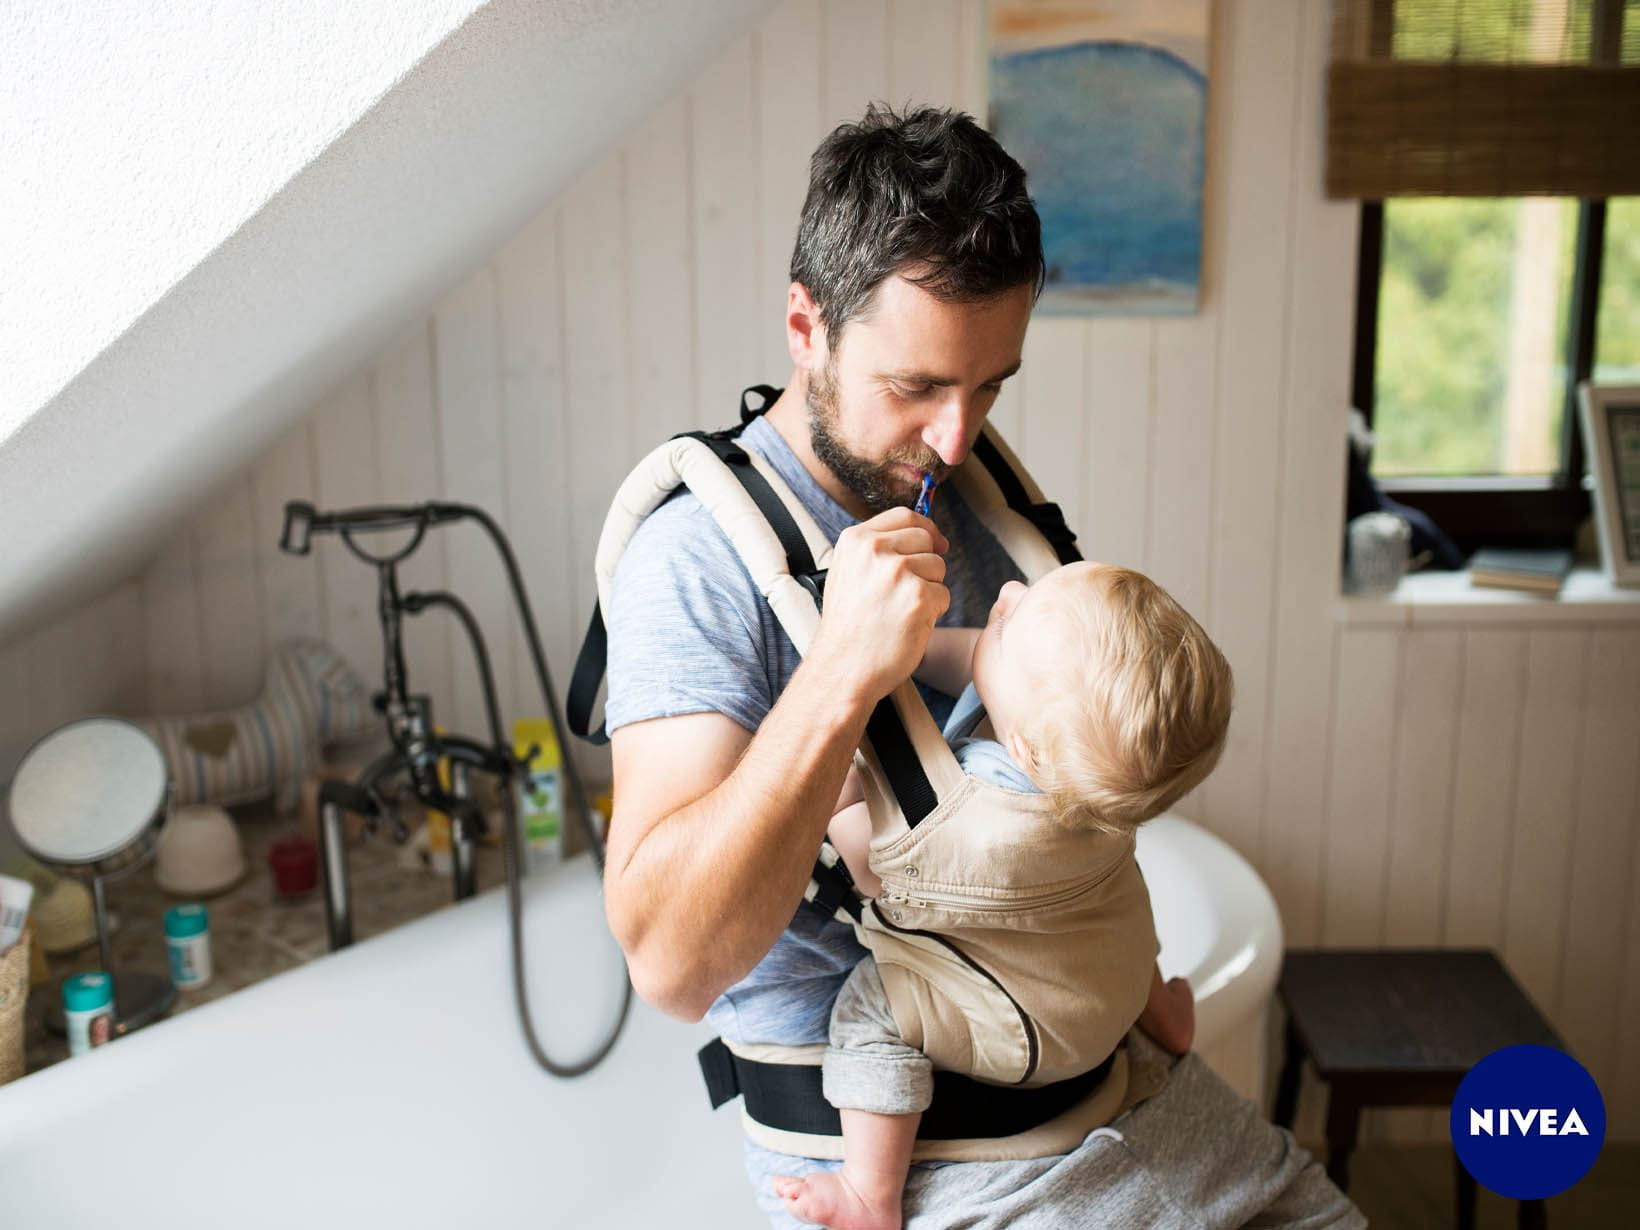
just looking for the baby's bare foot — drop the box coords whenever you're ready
[771,1169,902,1230]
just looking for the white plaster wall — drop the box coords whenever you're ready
[1,0,486,440]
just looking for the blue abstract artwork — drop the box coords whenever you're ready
[988,1,1209,315]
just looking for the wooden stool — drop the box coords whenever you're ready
[1273,949,1561,1230]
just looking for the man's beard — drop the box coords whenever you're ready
[806,357,945,514]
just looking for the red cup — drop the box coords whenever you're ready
[267,837,319,897]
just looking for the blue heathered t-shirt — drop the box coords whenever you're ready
[603,414,1024,1047]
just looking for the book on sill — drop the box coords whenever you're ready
[1468,548,1573,595]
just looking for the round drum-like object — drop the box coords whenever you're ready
[10,717,169,875]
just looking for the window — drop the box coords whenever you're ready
[1352,195,1638,551]
[1330,0,1640,552]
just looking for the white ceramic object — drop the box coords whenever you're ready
[1135,814,1284,1051]
[154,804,246,896]
[0,816,1282,1228]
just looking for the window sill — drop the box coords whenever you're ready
[1334,568,1640,628]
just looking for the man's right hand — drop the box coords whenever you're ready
[809,507,950,704]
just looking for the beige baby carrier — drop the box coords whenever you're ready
[569,387,1163,1162]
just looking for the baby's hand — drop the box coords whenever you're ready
[1138,973,1195,1056]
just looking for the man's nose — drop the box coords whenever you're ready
[921,395,976,468]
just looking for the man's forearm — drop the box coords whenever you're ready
[608,657,875,1019]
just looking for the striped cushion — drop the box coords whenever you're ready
[138,640,373,814]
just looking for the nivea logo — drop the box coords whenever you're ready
[1467,1107,1589,1136]
[1451,1045,1605,1200]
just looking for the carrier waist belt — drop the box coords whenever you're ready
[697,1038,1115,1140]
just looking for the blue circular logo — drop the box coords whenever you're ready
[1450,1045,1605,1200]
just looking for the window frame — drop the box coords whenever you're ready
[1350,197,1607,553]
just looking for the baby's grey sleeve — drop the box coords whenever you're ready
[603,503,775,736]
[823,954,934,1115]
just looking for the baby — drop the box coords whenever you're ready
[773,561,1233,1230]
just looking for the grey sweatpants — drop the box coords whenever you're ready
[752,959,1364,1229]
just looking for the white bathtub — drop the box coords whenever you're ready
[0,815,1279,1228]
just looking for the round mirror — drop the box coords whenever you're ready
[11,717,168,872]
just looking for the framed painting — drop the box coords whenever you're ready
[988,0,1210,316]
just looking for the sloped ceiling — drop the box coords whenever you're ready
[0,0,773,644]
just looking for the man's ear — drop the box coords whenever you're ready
[787,281,826,368]
[1004,730,1039,779]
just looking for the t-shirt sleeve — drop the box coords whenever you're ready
[603,497,778,736]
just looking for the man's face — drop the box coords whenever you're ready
[804,275,1032,513]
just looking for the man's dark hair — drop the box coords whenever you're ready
[790,104,1044,343]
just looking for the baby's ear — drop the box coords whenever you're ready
[1005,730,1039,778]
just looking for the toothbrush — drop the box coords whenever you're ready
[914,472,937,517]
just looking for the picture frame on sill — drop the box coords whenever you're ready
[1578,382,1640,588]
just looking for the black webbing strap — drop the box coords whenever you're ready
[865,696,938,827]
[971,432,1082,565]
[697,1038,1116,1140]
[807,840,863,923]
[567,602,610,744]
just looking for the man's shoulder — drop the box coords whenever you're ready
[617,488,746,578]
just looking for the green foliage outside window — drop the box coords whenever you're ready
[1370,2,1640,478]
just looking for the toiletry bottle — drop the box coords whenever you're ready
[62,972,115,1055]
[164,904,213,990]
[513,718,564,871]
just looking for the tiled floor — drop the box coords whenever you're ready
[21,797,504,1074]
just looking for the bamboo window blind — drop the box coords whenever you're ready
[1327,0,1640,198]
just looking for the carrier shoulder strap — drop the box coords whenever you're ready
[568,387,785,744]
[567,388,949,840]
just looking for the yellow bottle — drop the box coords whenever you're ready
[512,718,563,872]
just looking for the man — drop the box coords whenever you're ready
[602,105,1361,1229]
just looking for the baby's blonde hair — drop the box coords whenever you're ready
[1021,566,1233,835]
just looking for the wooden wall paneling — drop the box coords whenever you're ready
[100,580,149,715]
[560,159,632,783]
[822,0,890,128]
[1380,629,1463,947]
[496,209,573,734]
[193,477,266,709]
[1196,0,1302,856]
[311,377,384,700]
[0,641,32,781]
[1501,630,1589,1013]
[1616,786,1640,1140]
[431,268,514,742]
[1556,629,1640,1092]
[250,419,325,655]
[373,318,457,725]
[1079,321,1152,571]
[142,529,207,715]
[1255,0,1356,946]
[623,108,698,446]
[955,0,986,117]
[1018,318,1086,538]
[1147,316,1217,622]
[1441,630,1528,948]
[1144,0,1226,630]
[691,36,762,418]
[756,0,821,378]
[21,619,73,747]
[1321,628,1400,947]
[56,599,108,722]
[889,0,959,108]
